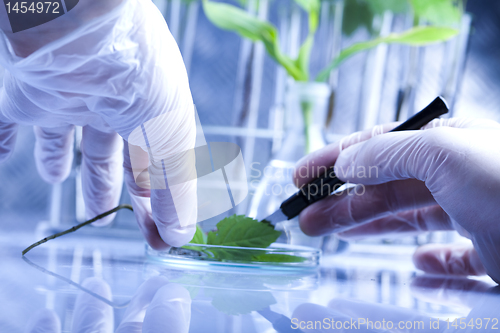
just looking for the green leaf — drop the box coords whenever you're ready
[293,0,318,15]
[316,26,458,82]
[293,0,320,31]
[207,215,281,248]
[252,254,306,263]
[202,0,272,42]
[181,215,307,264]
[206,228,216,245]
[410,0,461,26]
[202,0,305,80]
[295,35,314,82]
[206,247,265,261]
[381,24,458,46]
[382,26,459,44]
[189,225,207,244]
[367,0,408,15]
[292,0,319,80]
[342,0,375,36]
[342,0,408,37]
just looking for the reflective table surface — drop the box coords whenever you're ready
[2,232,499,333]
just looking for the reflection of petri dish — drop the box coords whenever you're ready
[144,262,320,291]
[146,243,321,270]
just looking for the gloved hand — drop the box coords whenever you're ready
[294,118,500,283]
[25,276,191,333]
[0,0,197,248]
[292,276,498,333]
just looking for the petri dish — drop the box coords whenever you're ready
[146,243,321,270]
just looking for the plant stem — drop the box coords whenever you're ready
[22,204,134,256]
[301,100,313,155]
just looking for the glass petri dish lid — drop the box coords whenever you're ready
[146,243,321,270]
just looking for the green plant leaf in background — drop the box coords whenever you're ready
[295,35,314,81]
[342,0,408,37]
[342,0,374,37]
[367,0,408,15]
[202,0,305,80]
[293,0,320,32]
[316,26,458,82]
[207,215,281,248]
[203,0,461,84]
[293,0,320,81]
[410,0,462,26]
[202,0,321,81]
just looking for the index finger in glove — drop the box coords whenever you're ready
[81,126,124,226]
[124,108,197,249]
[33,125,75,184]
[293,117,500,189]
[71,277,114,333]
[293,122,399,188]
[124,144,168,251]
[335,117,500,186]
[115,276,170,333]
[142,283,191,333]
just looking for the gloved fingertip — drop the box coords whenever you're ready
[72,278,113,333]
[298,212,323,237]
[118,276,171,327]
[152,283,191,308]
[139,218,172,250]
[33,126,75,184]
[334,143,362,178]
[25,309,61,333]
[81,277,112,296]
[298,203,337,237]
[143,284,191,333]
[129,195,172,250]
[148,241,171,251]
[35,158,72,184]
[157,224,196,248]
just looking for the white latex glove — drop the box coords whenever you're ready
[0,0,197,248]
[25,276,191,333]
[292,276,498,333]
[294,118,500,283]
[293,299,433,333]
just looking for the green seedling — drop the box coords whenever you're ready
[202,0,462,153]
